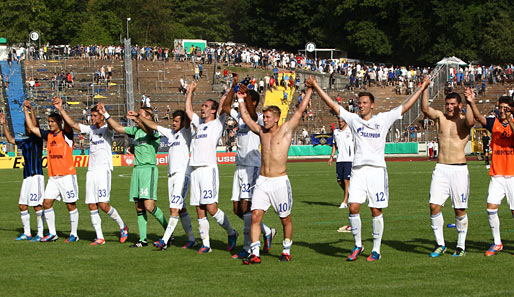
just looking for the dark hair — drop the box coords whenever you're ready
[140,107,155,120]
[498,96,514,107]
[445,92,462,103]
[207,99,219,111]
[172,110,186,123]
[248,89,260,106]
[48,112,62,123]
[91,105,99,113]
[358,91,375,103]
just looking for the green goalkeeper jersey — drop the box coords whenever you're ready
[125,126,160,166]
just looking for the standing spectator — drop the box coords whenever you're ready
[428,140,434,159]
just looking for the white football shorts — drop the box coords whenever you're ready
[487,176,514,210]
[231,165,260,201]
[429,163,469,209]
[348,165,389,209]
[251,175,293,218]
[85,169,111,204]
[190,166,219,206]
[44,175,79,203]
[19,174,44,207]
[168,172,190,209]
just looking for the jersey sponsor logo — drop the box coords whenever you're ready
[493,150,514,156]
[356,127,380,138]
[195,134,208,139]
[90,139,105,145]
[170,141,181,147]
[49,154,63,159]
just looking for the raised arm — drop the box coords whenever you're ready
[238,84,258,120]
[138,112,159,132]
[221,74,238,115]
[464,87,486,126]
[237,91,261,134]
[0,113,15,144]
[307,76,339,113]
[404,75,430,116]
[23,101,41,137]
[185,81,197,120]
[98,102,126,134]
[130,110,151,134]
[282,87,313,133]
[52,97,80,131]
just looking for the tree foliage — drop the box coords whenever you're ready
[0,0,513,64]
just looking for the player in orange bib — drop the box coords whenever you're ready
[466,89,514,256]
[24,99,80,243]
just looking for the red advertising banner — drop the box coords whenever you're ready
[120,152,236,166]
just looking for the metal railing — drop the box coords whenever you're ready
[387,64,448,142]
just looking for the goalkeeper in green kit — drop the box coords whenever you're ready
[98,103,168,247]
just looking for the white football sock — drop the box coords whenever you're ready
[250,241,261,257]
[107,207,125,229]
[180,211,195,242]
[455,214,468,250]
[349,214,362,247]
[35,210,44,237]
[162,216,179,243]
[431,212,445,246]
[90,210,103,239]
[198,217,210,248]
[20,210,31,236]
[261,222,272,236]
[282,238,293,255]
[213,209,235,235]
[372,214,384,254]
[44,208,56,235]
[69,209,79,237]
[243,212,252,251]
[487,209,501,245]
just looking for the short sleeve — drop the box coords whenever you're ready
[125,126,138,136]
[39,129,50,140]
[338,105,355,126]
[485,117,495,133]
[383,106,403,128]
[79,124,91,134]
[157,125,173,139]
[257,113,264,125]
[230,108,240,120]
[191,113,200,129]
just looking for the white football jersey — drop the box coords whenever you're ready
[79,124,113,171]
[333,126,354,162]
[157,125,191,175]
[190,113,225,167]
[338,105,402,168]
[230,109,262,167]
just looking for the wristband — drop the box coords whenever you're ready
[103,112,111,120]
[238,98,244,103]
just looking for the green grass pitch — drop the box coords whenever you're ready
[1,161,514,296]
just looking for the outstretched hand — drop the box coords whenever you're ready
[463,87,475,104]
[231,73,239,87]
[97,102,106,114]
[239,83,248,94]
[0,113,5,125]
[422,75,431,88]
[127,110,138,120]
[52,96,63,110]
[305,75,316,88]
[187,81,197,93]
[23,100,32,110]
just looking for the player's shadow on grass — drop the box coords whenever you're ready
[301,201,340,207]
[294,239,353,258]
[382,238,507,254]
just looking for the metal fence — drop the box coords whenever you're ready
[386,64,448,142]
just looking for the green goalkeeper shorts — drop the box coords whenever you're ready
[129,165,158,201]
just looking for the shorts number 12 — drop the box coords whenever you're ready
[375,192,385,202]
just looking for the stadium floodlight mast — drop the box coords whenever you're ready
[126,18,131,39]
